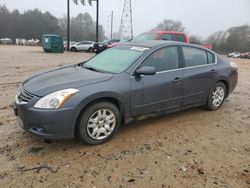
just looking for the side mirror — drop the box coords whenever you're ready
[135,66,156,76]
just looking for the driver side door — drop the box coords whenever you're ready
[130,46,183,116]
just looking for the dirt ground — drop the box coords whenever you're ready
[0,46,249,188]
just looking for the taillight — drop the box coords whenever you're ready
[230,62,238,72]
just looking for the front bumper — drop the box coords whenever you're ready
[13,96,77,139]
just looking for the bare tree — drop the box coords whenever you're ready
[152,19,185,32]
[205,25,250,53]
[206,31,228,46]
[189,35,203,44]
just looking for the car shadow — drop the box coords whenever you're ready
[20,107,208,151]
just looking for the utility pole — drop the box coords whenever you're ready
[72,0,99,42]
[96,0,99,42]
[67,0,70,51]
[110,11,114,40]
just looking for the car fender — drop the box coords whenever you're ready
[73,91,129,126]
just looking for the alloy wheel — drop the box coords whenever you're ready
[87,109,116,140]
[212,86,225,107]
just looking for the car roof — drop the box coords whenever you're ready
[126,40,189,48]
[79,41,94,43]
[121,40,215,53]
[145,31,187,35]
[126,40,179,48]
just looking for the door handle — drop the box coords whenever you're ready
[173,77,181,83]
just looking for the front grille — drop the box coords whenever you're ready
[18,88,35,103]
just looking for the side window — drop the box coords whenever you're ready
[175,34,186,42]
[159,34,173,41]
[207,52,215,64]
[142,46,180,72]
[183,47,208,67]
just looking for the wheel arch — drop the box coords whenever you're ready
[217,79,229,97]
[74,96,126,137]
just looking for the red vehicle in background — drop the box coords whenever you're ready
[132,31,190,43]
[108,31,212,50]
[240,52,250,58]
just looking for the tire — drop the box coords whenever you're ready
[77,102,121,145]
[207,82,227,111]
[71,47,77,52]
[88,47,94,53]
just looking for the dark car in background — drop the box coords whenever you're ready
[13,41,238,145]
[94,39,121,53]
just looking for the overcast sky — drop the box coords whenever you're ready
[1,0,250,38]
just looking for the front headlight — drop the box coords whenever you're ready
[34,89,79,109]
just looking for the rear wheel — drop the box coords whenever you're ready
[77,102,121,145]
[207,82,226,111]
[88,47,94,53]
[71,47,77,52]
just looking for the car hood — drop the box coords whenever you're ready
[23,64,113,96]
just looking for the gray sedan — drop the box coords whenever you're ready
[13,41,238,145]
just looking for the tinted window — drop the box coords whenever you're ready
[183,47,208,67]
[159,34,173,41]
[207,52,215,64]
[142,46,180,72]
[78,42,87,45]
[175,34,186,42]
[132,33,158,42]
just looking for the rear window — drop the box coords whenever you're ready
[159,34,173,41]
[132,33,158,42]
[175,34,186,42]
[182,47,208,67]
[207,52,216,64]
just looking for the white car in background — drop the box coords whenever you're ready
[0,38,13,44]
[64,41,76,50]
[70,41,95,52]
[227,52,241,58]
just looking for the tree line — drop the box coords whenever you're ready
[0,4,249,53]
[0,5,106,42]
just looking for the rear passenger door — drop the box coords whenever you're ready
[77,42,85,50]
[181,46,216,108]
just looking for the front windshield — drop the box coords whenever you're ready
[132,33,158,42]
[84,46,149,74]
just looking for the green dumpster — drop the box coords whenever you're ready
[42,34,64,53]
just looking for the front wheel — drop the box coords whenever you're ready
[207,82,226,111]
[77,102,121,145]
[71,47,77,52]
[88,47,94,53]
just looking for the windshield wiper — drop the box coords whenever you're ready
[83,66,100,72]
[83,65,114,74]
